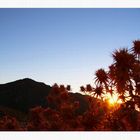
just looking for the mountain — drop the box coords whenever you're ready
[0,78,51,112]
[0,78,89,115]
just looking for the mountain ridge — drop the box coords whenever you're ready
[0,78,51,112]
[0,78,88,114]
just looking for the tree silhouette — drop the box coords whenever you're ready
[132,40,140,61]
[66,85,71,91]
[80,86,86,93]
[112,48,135,94]
[93,86,104,98]
[95,68,108,89]
[80,40,140,110]
[103,44,139,109]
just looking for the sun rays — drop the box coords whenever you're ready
[105,93,122,106]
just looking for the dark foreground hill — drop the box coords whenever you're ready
[0,78,51,112]
[0,78,88,114]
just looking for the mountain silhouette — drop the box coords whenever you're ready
[0,78,89,115]
[0,78,51,112]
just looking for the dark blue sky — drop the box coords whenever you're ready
[1,9,140,91]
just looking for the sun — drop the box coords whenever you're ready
[106,93,122,106]
[109,97,116,105]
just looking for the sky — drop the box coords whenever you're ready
[0,8,140,92]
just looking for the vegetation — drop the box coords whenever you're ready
[81,40,140,110]
[0,40,140,130]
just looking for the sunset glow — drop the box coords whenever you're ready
[106,93,122,106]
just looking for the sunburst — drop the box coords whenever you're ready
[106,93,122,106]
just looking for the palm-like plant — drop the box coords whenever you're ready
[86,84,93,92]
[95,68,108,90]
[85,84,93,96]
[91,41,140,110]
[130,62,140,109]
[93,86,104,98]
[80,86,85,93]
[112,48,135,94]
[112,48,135,69]
[108,64,116,84]
[66,85,71,91]
[132,63,140,82]
[107,64,117,96]
[132,40,140,61]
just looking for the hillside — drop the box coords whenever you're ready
[0,78,89,114]
[0,78,51,112]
